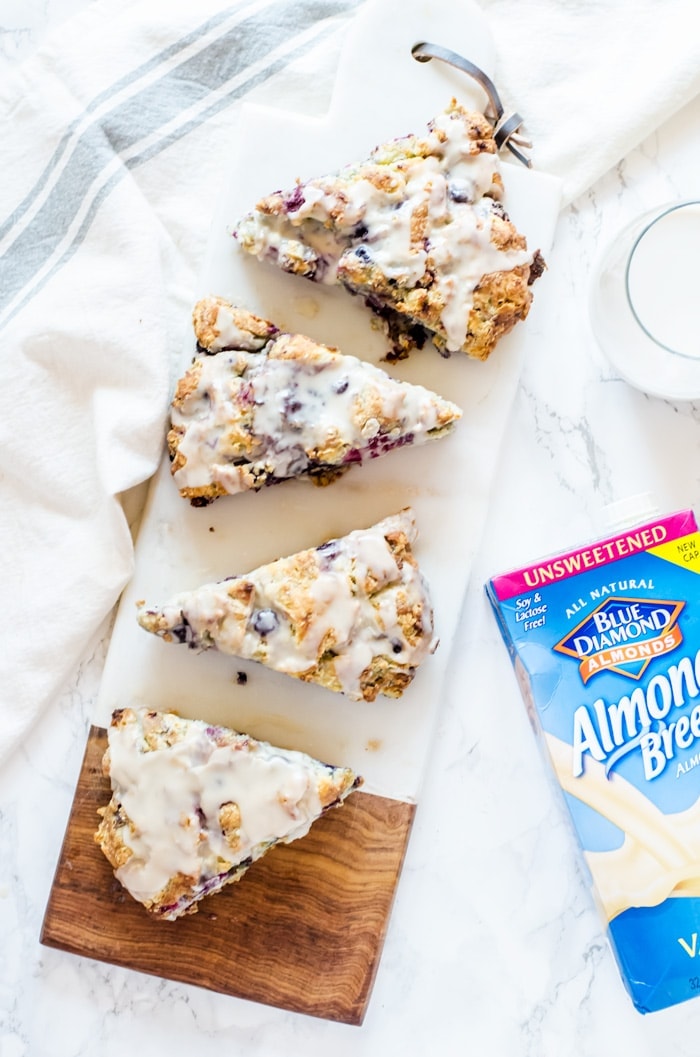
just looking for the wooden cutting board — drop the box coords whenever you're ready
[41,0,561,1026]
[41,727,414,1024]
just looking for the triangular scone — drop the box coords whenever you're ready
[234,101,545,362]
[95,707,361,920]
[137,509,435,701]
[169,295,462,506]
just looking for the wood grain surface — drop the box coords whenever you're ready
[41,727,415,1024]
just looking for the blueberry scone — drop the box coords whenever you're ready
[169,295,462,506]
[137,509,435,701]
[234,101,545,361]
[95,707,361,920]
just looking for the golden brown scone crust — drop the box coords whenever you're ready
[192,295,276,349]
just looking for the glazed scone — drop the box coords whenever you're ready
[169,295,462,506]
[95,707,361,920]
[136,509,435,701]
[234,101,545,361]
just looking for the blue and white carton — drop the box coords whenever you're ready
[486,509,700,1013]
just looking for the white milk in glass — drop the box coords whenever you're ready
[626,202,700,359]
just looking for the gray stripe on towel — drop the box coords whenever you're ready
[0,0,359,328]
[0,1,252,245]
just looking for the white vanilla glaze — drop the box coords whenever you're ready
[137,510,435,700]
[235,109,534,352]
[546,733,700,921]
[107,710,339,906]
[173,309,460,495]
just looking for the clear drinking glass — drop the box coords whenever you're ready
[589,200,700,400]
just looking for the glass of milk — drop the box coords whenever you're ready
[589,201,700,400]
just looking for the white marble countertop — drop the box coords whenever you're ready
[3,3,700,1055]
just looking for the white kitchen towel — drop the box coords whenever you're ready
[478,0,700,203]
[0,0,698,768]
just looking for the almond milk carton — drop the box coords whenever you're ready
[486,509,700,1013]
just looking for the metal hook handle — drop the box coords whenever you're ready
[411,41,532,168]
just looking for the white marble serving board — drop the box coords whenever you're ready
[95,0,561,802]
